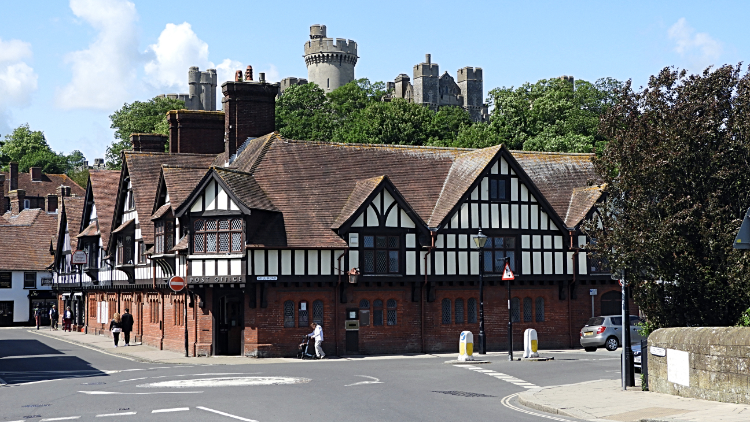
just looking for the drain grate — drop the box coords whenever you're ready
[433,391,495,398]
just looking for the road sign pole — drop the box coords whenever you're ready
[184,287,189,358]
[505,257,513,361]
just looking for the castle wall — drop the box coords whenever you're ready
[304,27,358,93]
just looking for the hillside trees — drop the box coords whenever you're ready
[583,65,750,327]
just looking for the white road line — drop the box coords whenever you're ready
[196,406,258,422]
[152,407,189,413]
[119,377,149,382]
[457,367,540,388]
[40,417,81,421]
[345,375,382,387]
[501,393,575,422]
[96,412,137,417]
[79,390,204,395]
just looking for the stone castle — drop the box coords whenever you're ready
[158,66,218,111]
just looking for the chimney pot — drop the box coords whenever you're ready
[235,70,243,82]
[259,73,266,83]
[245,66,253,82]
[426,54,431,64]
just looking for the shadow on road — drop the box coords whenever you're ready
[0,339,106,385]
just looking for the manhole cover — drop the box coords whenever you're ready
[81,382,105,385]
[433,391,495,398]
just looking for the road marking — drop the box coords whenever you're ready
[96,412,137,417]
[40,417,81,421]
[79,390,203,395]
[345,375,382,387]
[30,331,139,362]
[138,376,310,388]
[152,407,189,413]
[119,377,148,382]
[501,393,575,421]
[457,366,540,389]
[196,406,258,422]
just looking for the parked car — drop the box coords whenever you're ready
[580,315,644,352]
[632,342,642,372]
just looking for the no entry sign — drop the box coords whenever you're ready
[169,276,186,292]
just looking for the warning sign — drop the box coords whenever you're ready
[502,262,515,281]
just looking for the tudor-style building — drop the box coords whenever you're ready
[52,77,631,357]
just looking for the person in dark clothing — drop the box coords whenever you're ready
[49,305,58,330]
[109,313,122,347]
[34,305,42,330]
[121,308,134,346]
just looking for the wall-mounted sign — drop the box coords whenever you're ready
[72,250,87,265]
[0,272,11,288]
[256,276,277,281]
[589,289,598,296]
[650,346,666,357]
[188,276,245,284]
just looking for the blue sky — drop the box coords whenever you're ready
[0,0,745,163]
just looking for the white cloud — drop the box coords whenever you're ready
[56,0,142,110]
[668,18,723,69]
[214,58,243,86]
[0,38,38,134]
[144,22,211,89]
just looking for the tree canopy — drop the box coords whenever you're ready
[1,124,71,174]
[107,96,185,169]
[583,64,750,328]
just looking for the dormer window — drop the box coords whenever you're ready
[362,235,400,274]
[155,219,175,254]
[193,218,244,254]
[117,235,134,265]
[125,179,135,210]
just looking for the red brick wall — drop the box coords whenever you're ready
[167,111,225,155]
[221,82,278,158]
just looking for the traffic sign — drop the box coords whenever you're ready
[169,276,186,292]
[72,250,87,265]
[501,262,515,280]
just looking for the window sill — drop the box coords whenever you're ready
[188,254,244,259]
[150,253,176,259]
[362,274,403,277]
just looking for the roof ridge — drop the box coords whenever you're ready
[282,138,475,152]
[247,133,280,174]
[510,150,595,157]
[125,151,218,157]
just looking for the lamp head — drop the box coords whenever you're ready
[473,228,488,249]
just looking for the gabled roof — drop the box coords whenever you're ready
[332,176,386,229]
[77,222,99,238]
[564,185,605,228]
[157,166,210,214]
[0,209,57,271]
[2,171,85,198]
[214,168,278,213]
[88,170,120,250]
[60,196,85,242]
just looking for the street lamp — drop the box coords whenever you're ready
[472,228,488,354]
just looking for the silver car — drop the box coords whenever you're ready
[580,315,644,352]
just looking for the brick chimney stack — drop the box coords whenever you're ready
[9,189,25,216]
[57,185,71,198]
[10,162,18,191]
[167,110,224,154]
[222,75,279,159]
[30,167,42,182]
[0,174,5,214]
[130,133,168,153]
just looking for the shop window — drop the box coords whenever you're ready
[523,297,533,322]
[373,300,383,326]
[455,298,464,324]
[386,299,397,326]
[298,301,309,327]
[535,297,545,322]
[511,297,520,323]
[359,299,370,326]
[193,218,243,254]
[313,300,323,325]
[442,298,451,324]
[24,272,36,289]
[467,298,477,324]
[482,236,517,273]
[283,301,294,328]
[362,235,400,274]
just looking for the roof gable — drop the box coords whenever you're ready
[175,168,277,217]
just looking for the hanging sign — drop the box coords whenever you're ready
[72,250,87,265]
[502,262,515,281]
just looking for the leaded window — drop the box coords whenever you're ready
[193,218,243,254]
[467,298,477,324]
[373,299,383,326]
[117,235,133,265]
[359,299,370,326]
[362,235,399,274]
[455,299,464,324]
[283,301,294,328]
[386,299,397,326]
[298,301,309,327]
[511,297,520,323]
[442,298,451,324]
[155,219,174,254]
[535,297,545,322]
[313,300,323,325]
[483,236,517,273]
[488,175,510,202]
[523,297,533,322]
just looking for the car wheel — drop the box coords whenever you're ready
[605,337,619,351]
[584,347,597,352]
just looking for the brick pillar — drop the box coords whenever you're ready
[9,189,25,216]
[222,80,279,159]
[57,185,71,198]
[9,162,18,191]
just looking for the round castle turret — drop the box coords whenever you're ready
[304,24,357,93]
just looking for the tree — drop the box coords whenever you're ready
[0,124,69,173]
[583,64,750,328]
[107,96,185,169]
[275,83,333,142]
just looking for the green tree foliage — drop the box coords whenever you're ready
[275,83,333,141]
[583,65,750,328]
[0,124,69,173]
[107,96,185,169]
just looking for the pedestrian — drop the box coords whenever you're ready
[121,308,134,346]
[49,305,58,330]
[308,322,325,359]
[110,312,123,348]
[34,305,42,330]
[63,306,73,332]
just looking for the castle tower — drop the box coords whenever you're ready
[457,67,484,122]
[304,24,358,93]
[413,54,439,109]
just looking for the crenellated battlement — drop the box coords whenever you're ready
[304,37,358,57]
[457,67,483,82]
[303,24,358,93]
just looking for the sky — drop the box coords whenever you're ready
[0,0,746,163]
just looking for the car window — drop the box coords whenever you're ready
[610,316,622,325]
[585,317,605,326]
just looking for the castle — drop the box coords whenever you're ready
[158,66,218,111]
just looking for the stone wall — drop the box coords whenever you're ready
[648,327,750,404]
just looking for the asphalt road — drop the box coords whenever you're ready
[0,328,624,421]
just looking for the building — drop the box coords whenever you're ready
[52,75,631,357]
[157,66,218,111]
[2,164,85,214]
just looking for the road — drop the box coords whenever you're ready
[0,328,623,421]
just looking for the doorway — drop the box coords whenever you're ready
[215,292,243,355]
[601,290,621,316]
[345,308,359,353]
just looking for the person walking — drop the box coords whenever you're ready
[308,322,325,359]
[34,305,42,330]
[121,308,134,346]
[63,306,73,332]
[109,313,123,348]
[49,305,58,330]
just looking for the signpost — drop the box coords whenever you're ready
[169,276,186,292]
[169,276,189,358]
[589,288,598,317]
[502,259,515,361]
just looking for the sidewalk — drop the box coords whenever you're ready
[518,379,750,422]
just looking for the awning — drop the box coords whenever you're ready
[112,219,135,234]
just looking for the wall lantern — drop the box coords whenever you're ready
[347,268,360,284]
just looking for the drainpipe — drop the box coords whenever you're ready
[335,250,347,357]
[569,231,578,349]
[421,229,437,354]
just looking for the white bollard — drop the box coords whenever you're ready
[458,331,475,361]
[523,328,539,358]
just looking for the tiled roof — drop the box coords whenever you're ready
[171,234,189,252]
[151,203,172,221]
[60,196,86,242]
[122,152,216,246]
[112,218,134,234]
[88,170,120,251]
[213,168,278,213]
[564,185,604,228]
[160,167,209,214]
[331,176,385,229]
[77,222,99,238]
[0,209,58,271]
[2,172,85,198]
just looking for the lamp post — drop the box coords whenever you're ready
[473,228,488,354]
[506,256,513,361]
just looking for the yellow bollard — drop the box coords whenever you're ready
[458,331,475,361]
